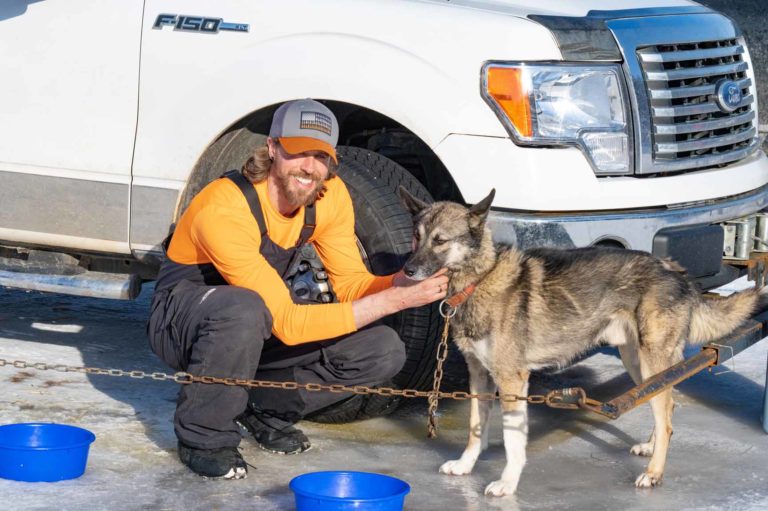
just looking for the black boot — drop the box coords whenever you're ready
[236,411,311,454]
[177,441,248,479]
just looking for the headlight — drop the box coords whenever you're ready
[482,63,632,175]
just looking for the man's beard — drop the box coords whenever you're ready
[276,172,325,208]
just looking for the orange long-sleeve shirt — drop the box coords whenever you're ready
[166,176,394,345]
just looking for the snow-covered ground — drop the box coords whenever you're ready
[1,280,767,510]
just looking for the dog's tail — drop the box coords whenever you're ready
[689,288,762,343]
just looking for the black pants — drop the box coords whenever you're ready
[147,280,406,449]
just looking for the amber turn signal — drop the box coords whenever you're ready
[486,66,532,138]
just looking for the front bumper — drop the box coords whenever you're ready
[488,182,768,253]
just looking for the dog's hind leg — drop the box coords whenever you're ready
[439,354,495,477]
[618,343,656,457]
[484,371,530,497]
[635,385,674,487]
[633,342,683,488]
[609,312,658,457]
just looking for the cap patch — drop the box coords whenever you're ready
[300,111,333,136]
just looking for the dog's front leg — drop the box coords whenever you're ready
[485,371,530,497]
[439,354,494,476]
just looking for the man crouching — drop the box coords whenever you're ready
[147,99,448,478]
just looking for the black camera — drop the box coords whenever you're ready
[284,244,336,304]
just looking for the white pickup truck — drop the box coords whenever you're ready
[1,0,766,417]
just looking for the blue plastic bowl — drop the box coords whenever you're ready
[0,423,96,482]
[290,471,410,511]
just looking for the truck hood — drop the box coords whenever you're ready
[416,0,701,18]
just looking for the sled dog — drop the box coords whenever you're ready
[399,187,760,496]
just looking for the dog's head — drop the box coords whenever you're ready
[398,187,495,281]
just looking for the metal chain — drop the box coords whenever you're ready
[426,314,452,438]
[0,356,575,404]
[0,350,595,438]
[0,358,193,383]
[0,356,480,399]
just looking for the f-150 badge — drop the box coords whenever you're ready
[153,14,249,33]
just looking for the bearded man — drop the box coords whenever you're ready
[147,99,448,479]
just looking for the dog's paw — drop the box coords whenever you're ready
[484,479,518,497]
[630,442,654,457]
[439,459,474,476]
[634,472,663,488]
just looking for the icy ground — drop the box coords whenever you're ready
[1,279,767,510]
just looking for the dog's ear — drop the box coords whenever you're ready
[468,188,495,229]
[398,186,429,216]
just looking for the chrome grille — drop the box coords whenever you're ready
[637,38,758,172]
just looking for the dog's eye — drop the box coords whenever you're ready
[433,236,448,245]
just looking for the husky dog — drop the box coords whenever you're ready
[399,188,760,497]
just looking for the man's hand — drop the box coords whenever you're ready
[391,268,448,307]
[352,268,449,328]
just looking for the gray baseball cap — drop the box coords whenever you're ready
[269,99,339,163]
